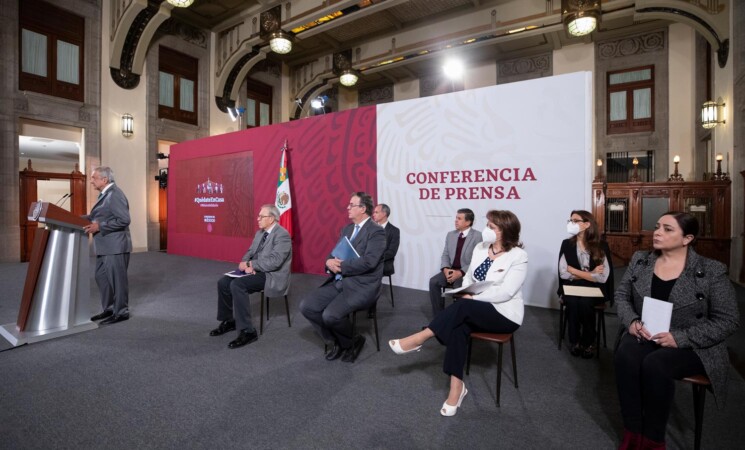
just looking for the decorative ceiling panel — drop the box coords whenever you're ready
[324,12,396,42]
[387,0,474,23]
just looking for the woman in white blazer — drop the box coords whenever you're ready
[389,210,528,416]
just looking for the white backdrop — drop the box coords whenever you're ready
[376,71,593,308]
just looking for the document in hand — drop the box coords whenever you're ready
[224,269,251,278]
[331,236,360,261]
[641,296,673,335]
[562,285,604,297]
[442,280,494,297]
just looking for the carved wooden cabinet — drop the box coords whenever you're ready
[592,180,731,267]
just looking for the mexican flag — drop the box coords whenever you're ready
[275,141,293,237]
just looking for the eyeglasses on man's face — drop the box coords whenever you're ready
[257,215,272,220]
[347,203,363,209]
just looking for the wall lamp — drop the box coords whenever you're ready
[562,0,600,37]
[121,113,134,137]
[701,97,725,129]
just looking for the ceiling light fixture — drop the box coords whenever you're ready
[339,69,359,87]
[562,0,600,37]
[269,31,293,54]
[166,0,195,7]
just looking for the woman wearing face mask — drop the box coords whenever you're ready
[389,210,527,416]
[558,210,613,359]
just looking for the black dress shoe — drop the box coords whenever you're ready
[342,335,366,363]
[91,310,113,321]
[209,320,236,336]
[325,343,344,361]
[100,314,129,325]
[228,330,258,349]
[581,345,595,359]
[570,343,582,357]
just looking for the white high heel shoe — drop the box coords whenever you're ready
[388,339,422,355]
[440,384,468,416]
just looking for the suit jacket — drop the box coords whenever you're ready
[323,219,386,307]
[615,248,739,407]
[84,184,132,256]
[242,225,292,298]
[381,223,400,276]
[461,243,528,326]
[440,228,483,274]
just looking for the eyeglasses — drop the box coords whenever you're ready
[347,203,363,209]
[567,219,587,224]
[257,215,272,219]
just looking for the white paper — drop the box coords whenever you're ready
[442,280,494,297]
[641,296,673,335]
[562,285,603,297]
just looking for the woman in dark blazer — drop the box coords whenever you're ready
[558,210,613,358]
[614,212,739,449]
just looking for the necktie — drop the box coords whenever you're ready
[350,224,361,242]
[452,232,466,269]
[255,232,269,255]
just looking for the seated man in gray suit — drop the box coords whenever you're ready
[84,166,132,325]
[299,192,385,363]
[210,204,292,349]
[372,203,400,279]
[428,208,482,317]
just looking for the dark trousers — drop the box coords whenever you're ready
[429,271,462,317]
[95,253,130,317]
[428,300,519,380]
[564,295,602,347]
[217,272,266,333]
[299,280,373,349]
[614,333,706,442]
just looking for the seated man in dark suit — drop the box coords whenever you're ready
[210,204,292,349]
[428,208,482,317]
[299,192,385,363]
[373,203,400,279]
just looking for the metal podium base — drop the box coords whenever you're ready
[0,321,98,347]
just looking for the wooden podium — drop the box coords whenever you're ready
[0,202,98,346]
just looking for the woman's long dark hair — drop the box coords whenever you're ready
[570,210,604,265]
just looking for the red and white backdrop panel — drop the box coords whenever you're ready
[377,72,593,308]
[169,72,592,307]
[168,107,378,274]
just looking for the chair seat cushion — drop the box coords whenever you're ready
[471,332,512,343]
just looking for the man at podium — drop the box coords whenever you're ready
[83,166,132,325]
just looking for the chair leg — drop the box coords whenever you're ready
[496,342,504,407]
[510,336,518,388]
[259,292,265,335]
[558,302,565,350]
[601,310,607,348]
[388,275,394,308]
[692,384,706,450]
[284,295,291,327]
[466,337,473,375]
[372,307,380,351]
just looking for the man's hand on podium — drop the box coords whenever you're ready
[83,222,100,234]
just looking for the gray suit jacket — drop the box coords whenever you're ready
[323,219,386,308]
[84,184,132,256]
[440,228,483,275]
[615,248,739,407]
[242,225,292,298]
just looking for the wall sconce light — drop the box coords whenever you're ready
[121,113,133,137]
[269,31,293,54]
[701,97,725,129]
[630,157,640,182]
[562,0,601,37]
[166,0,195,7]
[594,158,604,182]
[668,155,684,182]
[339,69,359,87]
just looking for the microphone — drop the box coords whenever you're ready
[59,192,73,208]
[54,193,70,206]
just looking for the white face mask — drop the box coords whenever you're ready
[482,226,497,244]
[566,221,580,235]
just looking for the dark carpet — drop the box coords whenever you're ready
[0,252,743,449]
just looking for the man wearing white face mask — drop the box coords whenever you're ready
[428,208,482,317]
